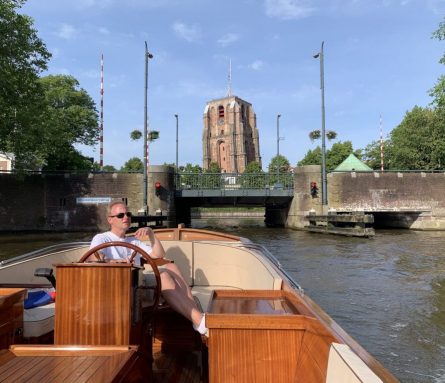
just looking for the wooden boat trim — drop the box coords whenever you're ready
[153,226,241,241]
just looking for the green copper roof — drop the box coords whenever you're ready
[334,153,372,171]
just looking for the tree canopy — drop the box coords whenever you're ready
[243,161,263,173]
[430,18,445,110]
[121,157,143,172]
[37,75,99,170]
[268,155,290,174]
[0,2,101,171]
[0,0,51,164]
[298,141,360,171]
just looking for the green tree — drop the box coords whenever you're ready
[103,165,117,172]
[92,162,117,172]
[298,141,360,171]
[240,162,265,188]
[121,157,143,172]
[204,162,221,188]
[268,155,290,174]
[244,161,263,173]
[0,0,51,165]
[35,75,99,171]
[430,18,445,110]
[205,162,221,173]
[268,155,291,186]
[298,147,322,167]
[362,139,394,170]
[389,106,445,170]
[326,141,360,170]
[178,163,202,188]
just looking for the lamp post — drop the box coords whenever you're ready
[314,41,327,206]
[276,114,281,177]
[143,41,153,213]
[175,114,179,171]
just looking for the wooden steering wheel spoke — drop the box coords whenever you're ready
[130,250,138,261]
[93,251,103,261]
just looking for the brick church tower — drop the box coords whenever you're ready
[202,95,261,173]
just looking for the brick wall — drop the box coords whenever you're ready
[0,173,144,231]
[328,172,445,212]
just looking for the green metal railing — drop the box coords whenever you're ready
[175,172,294,190]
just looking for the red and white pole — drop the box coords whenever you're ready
[380,114,384,172]
[100,53,104,170]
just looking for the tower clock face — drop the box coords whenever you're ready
[218,118,224,125]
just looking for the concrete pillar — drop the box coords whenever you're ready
[286,165,323,228]
[147,165,176,227]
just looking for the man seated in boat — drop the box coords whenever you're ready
[88,201,208,336]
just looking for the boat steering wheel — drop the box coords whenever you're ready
[78,241,162,310]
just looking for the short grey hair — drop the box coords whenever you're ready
[107,201,127,216]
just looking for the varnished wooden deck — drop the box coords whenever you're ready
[153,348,204,383]
[152,308,206,383]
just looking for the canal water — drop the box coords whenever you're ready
[1,220,444,383]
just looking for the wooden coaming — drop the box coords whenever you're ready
[154,227,240,242]
[206,289,336,383]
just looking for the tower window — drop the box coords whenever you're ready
[221,130,224,135]
[218,105,224,118]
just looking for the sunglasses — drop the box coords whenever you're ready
[109,212,132,219]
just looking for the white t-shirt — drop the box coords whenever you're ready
[90,231,153,266]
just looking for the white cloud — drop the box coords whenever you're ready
[98,27,110,35]
[172,22,201,43]
[56,23,78,40]
[265,0,316,20]
[73,0,115,9]
[217,33,240,47]
[248,60,264,71]
[81,70,99,79]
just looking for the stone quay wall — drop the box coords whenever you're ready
[0,172,144,232]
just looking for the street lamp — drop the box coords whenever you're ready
[276,114,281,177]
[143,41,153,213]
[175,114,179,171]
[314,41,327,206]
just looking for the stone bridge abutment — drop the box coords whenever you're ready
[288,165,445,230]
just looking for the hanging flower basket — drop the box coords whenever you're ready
[309,130,321,141]
[326,130,337,140]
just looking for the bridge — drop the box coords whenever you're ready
[175,172,293,199]
[152,165,445,229]
[2,165,445,231]
[172,172,294,226]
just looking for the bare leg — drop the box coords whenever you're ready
[159,263,203,327]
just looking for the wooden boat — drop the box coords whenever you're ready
[0,226,399,382]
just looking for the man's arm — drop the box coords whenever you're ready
[134,227,166,259]
[86,233,107,262]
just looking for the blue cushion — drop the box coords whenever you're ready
[24,291,52,309]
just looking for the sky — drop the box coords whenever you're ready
[21,0,445,170]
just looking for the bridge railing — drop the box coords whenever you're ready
[175,172,294,191]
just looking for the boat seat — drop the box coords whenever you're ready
[326,343,383,383]
[23,302,55,338]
